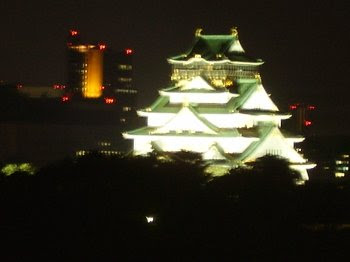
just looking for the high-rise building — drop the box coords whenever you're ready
[123,28,315,180]
[103,48,137,112]
[66,30,137,112]
[66,30,104,99]
[288,103,316,135]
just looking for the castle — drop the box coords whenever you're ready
[123,28,315,179]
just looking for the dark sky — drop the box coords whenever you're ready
[0,0,349,135]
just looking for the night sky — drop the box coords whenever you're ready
[0,0,349,135]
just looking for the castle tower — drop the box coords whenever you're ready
[123,28,315,180]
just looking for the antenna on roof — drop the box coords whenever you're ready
[195,28,203,37]
[231,27,238,37]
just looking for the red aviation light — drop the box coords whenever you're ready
[62,96,69,102]
[104,97,115,104]
[289,104,297,110]
[304,120,312,126]
[307,105,316,110]
[99,44,106,50]
[125,48,133,55]
[53,84,65,89]
[70,30,78,36]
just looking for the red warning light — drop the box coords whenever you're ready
[53,84,66,89]
[289,105,297,110]
[304,120,312,126]
[99,44,106,50]
[70,30,78,36]
[125,48,133,55]
[307,105,316,110]
[62,96,69,102]
[104,97,115,104]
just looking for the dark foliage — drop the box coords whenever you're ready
[1,153,350,260]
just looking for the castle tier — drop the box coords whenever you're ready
[123,28,315,180]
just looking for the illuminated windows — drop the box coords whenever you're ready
[118,64,132,70]
[75,150,120,156]
[98,141,111,146]
[115,88,137,94]
[118,77,132,83]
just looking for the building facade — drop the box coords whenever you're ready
[103,48,137,113]
[123,28,315,179]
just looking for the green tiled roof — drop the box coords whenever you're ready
[161,85,225,93]
[141,80,257,114]
[125,127,241,137]
[148,95,169,111]
[226,81,258,111]
[169,34,261,63]
[234,125,275,163]
[186,105,220,133]
[126,104,242,137]
[140,80,288,117]
[239,109,288,116]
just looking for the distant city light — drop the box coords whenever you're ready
[145,216,154,223]
[335,172,345,178]
[125,48,133,55]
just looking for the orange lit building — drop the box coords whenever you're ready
[66,30,136,109]
[66,30,104,98]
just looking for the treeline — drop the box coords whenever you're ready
[1,152,350,260]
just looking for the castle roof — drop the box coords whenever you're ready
[169,30,263,64]
[140,79,285,116]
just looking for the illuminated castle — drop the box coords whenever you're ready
[123,28,315,179]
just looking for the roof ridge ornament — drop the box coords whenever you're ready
[231,27,238,37]
[255,73,262,83]
[195,28,203,37]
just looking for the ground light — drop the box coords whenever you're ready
[145,216,155,224]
